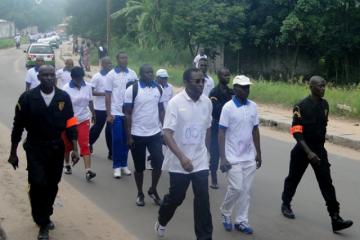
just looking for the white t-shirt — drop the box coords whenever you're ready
[63,80,93,123]
[124,80,165,137]
[25,67,40,89]
[105,67,138,116]
[219,97,259,164]
[203,74,214,97]
[162,90,212,174]
[90,71,108,111]
[56,68,72,89]
[162,83,173,110]
[40,88,55,106]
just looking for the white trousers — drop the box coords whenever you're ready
[220,161,256,223]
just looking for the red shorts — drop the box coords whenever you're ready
[62,120,90,156]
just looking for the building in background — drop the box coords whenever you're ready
[0,19,15,39]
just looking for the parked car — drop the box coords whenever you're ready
[24,43,55,69]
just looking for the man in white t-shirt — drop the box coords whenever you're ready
[193,48,207,68]
[56,59,73,89]
[198,58,214,97]
[218,75,262,234]
[124,64,165,207]
[155,68,173,109]
[156,68,213,239]
[105,52,138,178]
[89,57,113,159]
[25,57,45,91]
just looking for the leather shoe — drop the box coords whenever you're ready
[332,214,353,232]
[37,226,49,240]
[281,204,295,219]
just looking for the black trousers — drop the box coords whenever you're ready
[131,133,164,172]
[24,140,64,227]
[158,170,213,240]
[89,110,112,156]
[209,121,219,173]
[282,144,340,216]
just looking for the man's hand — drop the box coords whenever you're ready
[106,115,113,124]
[220,158,231,173]
[127,136,135,149]
[180,155,193,172]
[71,150,80,166]
[307,151,321,166]
[8,154,19,170]
[91,114,96,124]
[256,154,262,169]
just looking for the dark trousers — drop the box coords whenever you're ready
[24,140,64,227]
[131,133,164,172]
[158,170,213,240]
[282,145,340,216]
[209,122,219,174]
[89,110,112,156]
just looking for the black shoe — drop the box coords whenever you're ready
[331,214,353,232]
[37,226,49,240]
[136,193,145,207]
[85,170,96,181]
[47,221,55,230]
[281,204,295,219]
[148,188,162,206]
[64,165,72,175]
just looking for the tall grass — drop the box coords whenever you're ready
[0,38,14,49]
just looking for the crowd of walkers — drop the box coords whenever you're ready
[8,49,353,240]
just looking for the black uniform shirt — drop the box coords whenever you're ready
[11,86,77,145]
[209,84,233,122]
[291,95,329,146]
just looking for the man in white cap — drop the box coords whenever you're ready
[218,75,262,234]
[155,69,173,109]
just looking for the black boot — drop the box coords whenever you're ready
[37,226,49,240]
[281,203,295,219]
[331,213,353,232]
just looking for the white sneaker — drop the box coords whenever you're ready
[121,166,132,176]
[113,168,121,178]
[155,221,166,238]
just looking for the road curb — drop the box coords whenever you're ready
[260,117,360,150]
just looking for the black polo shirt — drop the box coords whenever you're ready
[209,84,233,122]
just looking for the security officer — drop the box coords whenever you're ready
[281,76,353,232]
[8,65,79,240]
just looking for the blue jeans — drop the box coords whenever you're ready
[89,110,112,156]
[112,116,129,169]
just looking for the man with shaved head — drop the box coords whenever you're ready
[281,75,353,232]
[25,57,45,91]
[8,65,79,240]
[56,59,74,88]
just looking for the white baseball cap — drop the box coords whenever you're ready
[156,69,169,78]
[232,75,252,86]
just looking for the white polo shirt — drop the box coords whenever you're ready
[203,74,214,97]
[105,67,138,116]
[63,80,93,123]
[162,90,212,174]
[25,67,40,89]
[219,97,259,164]
[90,70,108,111]
[162,83,173,110]
[56,68,72,89]
[124,80,165,137]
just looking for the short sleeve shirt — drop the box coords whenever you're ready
[219,97,259,164]
[162,90,212,174]
[162,83,173,110]
[25,67,40,89]
[63,80,93,123]
[56,68,72,89]
[90,71,107,111]
[203,74,214,97]
[105,67,138,116]
[124,80,165,136]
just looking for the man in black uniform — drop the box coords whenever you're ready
[208,68,233,189]
[281,76,353,232]
[8,65,79,240]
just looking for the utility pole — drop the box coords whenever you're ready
[106,0,111,52]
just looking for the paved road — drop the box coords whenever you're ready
[1,46,359,240]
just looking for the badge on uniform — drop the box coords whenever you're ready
[58,101,65,111]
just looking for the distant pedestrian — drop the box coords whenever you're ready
[83,42,91,72]
[25,57,45,91]
[14,34,21,49]
[208,68,233,189]
[124,64,165,206]
[8,65,79,240]
[62,67,96,181]
[78,40,85,68]
[218,75,262,234]
[193,48,207,68]
[281,75,353,232]
[56,59,74,88]
[156,68,213,239]
[89,57,113,159]
[197,58,214,97]
[105,52,137,177]
[98,41,108,62]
